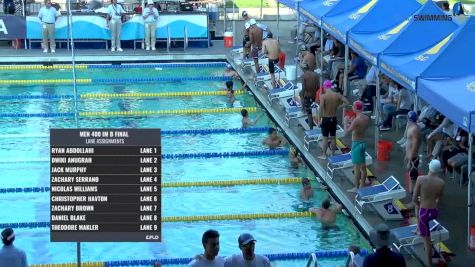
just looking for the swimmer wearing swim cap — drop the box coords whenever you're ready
[317,81,349,159]
[412,159,445,267]
[405,110,421,194]
[346,100,370,193]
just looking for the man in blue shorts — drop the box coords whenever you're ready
[346,100,370,193]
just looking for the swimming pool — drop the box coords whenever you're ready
[0,63,369,266]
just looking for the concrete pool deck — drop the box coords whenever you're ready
[0,19,474,267]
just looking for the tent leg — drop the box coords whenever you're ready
[343,45,349,97]
[468,134,473,247]
[375,67,381,160]
[319,27,323,88]
[277,3,280,41]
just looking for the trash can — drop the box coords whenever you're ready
[377,140,393,161]
[286,65,297,81]
[224,32,233,48]
[278,51,286,69]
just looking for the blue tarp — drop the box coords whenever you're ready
[378,0,459,91]
[320,0,375,43]
[419,76,475,133]
[348,0,422,65]
[299,0,342,25]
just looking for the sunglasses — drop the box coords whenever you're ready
[241,241,255,248]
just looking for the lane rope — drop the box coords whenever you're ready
[28,249,369,266]
[0,178,302,194]
[0,107,257,118]
[0,212,312,229]
[0,62,225,70]
[0,127,271,139]
[0,77,231,85]
[0,149,288,164]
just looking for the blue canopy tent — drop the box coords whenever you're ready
[348,0,422,65]
[419,74,475,248]
[320,0,375,44]
[419,76,475,134]
[378,0,459,92]
[299,0,342,25]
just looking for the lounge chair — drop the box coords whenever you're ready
[255,64,285,82]
[391,220,449,251]
[303,124,345,150]
[267,81,297,103]
[326,152,373,179]
[355,176,406,214]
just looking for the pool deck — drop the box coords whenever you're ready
[0,19,474,267]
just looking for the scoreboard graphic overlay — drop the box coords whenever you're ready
[50,129,162,242]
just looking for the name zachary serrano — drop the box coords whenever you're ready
[50,186,98,192]
[51,176,99,183]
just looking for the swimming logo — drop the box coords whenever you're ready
[349,0,378,20]
[415,33,453,62]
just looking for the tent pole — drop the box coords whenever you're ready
[232,0,235,47]
[468,133,473,247]
[375,67,381,160]
[223,0,226,32]
[277,2,280,41]
[295,0,301,57]
[319,26,323,88]
[343,45,349,97]
[260,0,263,20]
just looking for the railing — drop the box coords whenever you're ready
[306,253,318,267]
[184,25,188,51]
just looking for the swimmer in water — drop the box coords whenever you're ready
[241,109,264,128]
[262,127,286,148]
[309,198,342,230]
[300,177,328,201]
[224,63,239,79]
[289,146,302,167]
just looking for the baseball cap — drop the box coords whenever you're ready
[245,22,251,29]
[408,111,418,122]
[353,100,364,111]
[299,44,307,51]
[238,233,256,246]
[147,0,154,5]
[242,11,248,17]
[249,19,257,25]
[1,228,15,241]
[429,159,443,173]
[370,223,390,248]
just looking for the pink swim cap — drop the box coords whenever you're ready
[353,100,364,111]
[323,80,332,89]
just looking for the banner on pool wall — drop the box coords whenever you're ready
[26,14,208,40]
[0,16,27,39]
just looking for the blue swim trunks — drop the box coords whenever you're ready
[351,140,366,164]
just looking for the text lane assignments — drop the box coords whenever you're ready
[50,129,162,242]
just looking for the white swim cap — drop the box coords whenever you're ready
[429,159,442,173]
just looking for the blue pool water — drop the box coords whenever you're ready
[0,64,369,266]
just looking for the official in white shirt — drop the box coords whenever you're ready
[224,233,270,267]
[142,0,159,51]
[38,0,58,53]
[107,0,125,52]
